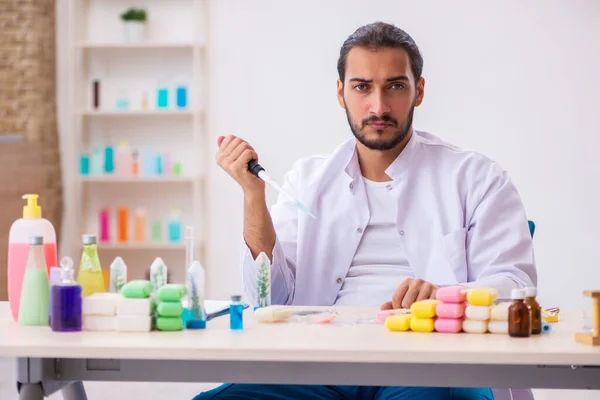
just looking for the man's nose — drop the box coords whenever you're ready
[369,91,391,116]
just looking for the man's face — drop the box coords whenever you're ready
[337,47,424,151]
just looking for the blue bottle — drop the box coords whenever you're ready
[143,148,155,177]
[176,85,187,109]
[104,145,114,174]
[80,153,90,176]
[157,86,168,109]
[230,295,244,330]
[167,208,181,243]
[156,153,164,176]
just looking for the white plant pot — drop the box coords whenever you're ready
[123,21,146,43]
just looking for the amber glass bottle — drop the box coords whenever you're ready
[525,287,542,334]
[508,288,531,337]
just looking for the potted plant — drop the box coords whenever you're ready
[120,7,147,42]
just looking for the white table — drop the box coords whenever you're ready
[0,302,599,400]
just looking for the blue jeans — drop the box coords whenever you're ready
[193,384,494,399]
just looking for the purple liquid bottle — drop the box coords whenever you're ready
[51,257,82,332]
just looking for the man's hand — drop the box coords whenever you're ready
[380,278,438,310]
[216,135,265,196]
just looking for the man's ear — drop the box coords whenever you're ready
[415,77,425,107]
[336,79,345,109]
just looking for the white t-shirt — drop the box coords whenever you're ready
[334,177,414,306]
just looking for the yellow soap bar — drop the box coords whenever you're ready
[410,299,441,319]
[410,316,435,332]
[467,288,498,306]
[542,311,559,323]
[385,314,412,332]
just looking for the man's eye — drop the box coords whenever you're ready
[353,84,368,91]
[390,83,405,90]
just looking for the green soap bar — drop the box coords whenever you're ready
[157,284,186,302]
[157,301,184,317]
[151,297,157,313]
[121,280,153,298]
[156,317,183,331]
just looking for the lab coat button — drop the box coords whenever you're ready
[386,184,392,190]
[356,227,363,233]
[399,230,405,236]
[349,182,354,190]
[336,277,342,284]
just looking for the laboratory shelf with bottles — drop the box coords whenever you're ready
[66,0,207,284]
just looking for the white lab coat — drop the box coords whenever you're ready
[241,130,537,400]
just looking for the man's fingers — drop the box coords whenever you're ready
[217,136,226,147]
[392,279,410,309]
[401,278,423,308]
[416,283,434,302]
[380,301,393,310]
[226,141,252,165]
[232,149,258,171]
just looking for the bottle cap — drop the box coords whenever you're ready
[82,234,97,245]
[22,194,42,219]
[29,236,43,245]
[511,288,526,300]
[59,256,76,284]
[231,295,242,302]
[525,287,537,298]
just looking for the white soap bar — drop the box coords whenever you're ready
[488,320,508,334]
[116,315,152,332]
[465,305,491,321]
[462,319,488,334]
[83,315,116,331]
[490,302,510,321]
[116,297,152,316]
[82,293,119,316]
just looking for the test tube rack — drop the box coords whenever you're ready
[574,290,600,346]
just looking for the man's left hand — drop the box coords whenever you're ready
[380,278,438,310]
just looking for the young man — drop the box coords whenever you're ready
[197,22,536,400]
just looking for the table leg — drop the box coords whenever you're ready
[18,383,44,400]
[61,381,88,400]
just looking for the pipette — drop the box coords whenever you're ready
[248,160,316,219]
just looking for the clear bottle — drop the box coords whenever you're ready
[230,295,244,331]
[109,256,127,293]
[525,287,542,335]
[51,257,83,332]
[150,257,168,295]
[508,288,531,337]
[91,147,103,175]
[18,236,50,326]
[115,139,132,177]
[77,235,106,297]
[256,252,271,308]
[186,260,206,329]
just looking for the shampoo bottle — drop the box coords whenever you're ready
[18,236,50,326]
[8,194,57,321]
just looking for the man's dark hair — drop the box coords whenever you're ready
[337,22,423,84]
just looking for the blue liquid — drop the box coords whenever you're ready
[104,146,114,174]
[176,86,187,108]
[156,154,163,175]
[168,220,181,242]
[50,285,82,332]
[80,154,90,175]
[157,88,168,109]
[115,98,129,110]
[230,304,244,330]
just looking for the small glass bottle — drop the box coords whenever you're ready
[186,260,207,329]
[48,266,61,325]
[168,207,182,243]
[18,236,50,326]
[256,252,271,308]
[525,287,542,335]
[51,257,83,332]
[109,256,127,293]
[508,288,531,337]
[230,295,244,330]
[77,235,106,297]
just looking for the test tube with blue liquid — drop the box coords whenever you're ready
[185,260,206,329]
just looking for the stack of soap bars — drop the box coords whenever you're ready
[434,286,467,333]
[117,280,154,332]
[82,293,120,331]
[463,288,498,333]
[488,302,510,333]
[156,284,186,331]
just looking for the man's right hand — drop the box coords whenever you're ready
[216,135,266,196]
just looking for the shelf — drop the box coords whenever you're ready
[78,42,200,50]
[80,176,196,184]
[97,242,186,251]
[82,109,198,117]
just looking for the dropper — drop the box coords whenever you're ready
[248,160,316,219]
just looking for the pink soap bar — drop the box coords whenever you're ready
[436,302,466,319]
[435,318,463,333]
[436,286,468,303]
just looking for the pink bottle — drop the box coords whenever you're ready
[99,208,110,243]
[114,139,132,177]
[8,194,58,322]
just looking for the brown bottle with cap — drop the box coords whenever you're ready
[508,288,531,337]
[525,287,542,334]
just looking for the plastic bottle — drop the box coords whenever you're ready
[115,139,132,177]
[80,152,90,176]
[525,287,542,335]
[99,208,110,243]
[175,77,188,109]
[109,256,127,293]
[118,207,129,243]
[8,194,57,321]
[230,295,244,330]
[77,235,106,297]
[91,147,103,175]
[104,145,115,174]
[186,261,206,329]
[18,236,50,326]
[168,207,182,243]
[51,257,83,332]
[132,150,140,177]
[134,208,146,242]
[508,288,531,337]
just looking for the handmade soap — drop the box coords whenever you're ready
[435,318,463,333]
[410,299,441,319]
[466,288,498,306]
[116,298,151,316]
[116,315,152,332]
[156,317,183,331]
[465,305,491,321]
[157,284,186,302]
[121,280,153,299]
[385,314,412,331]
[82,293,119,316]
[410,316,435,332]
[490,302,511,321]
[157,301,184,317]
[462,319,488,334]
[488,320,508,334]
[255,306,293,323]
[436,286,468,303]
[83,315,116,331]
[435,302,466,319]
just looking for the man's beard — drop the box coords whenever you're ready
[345,101,415,151]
